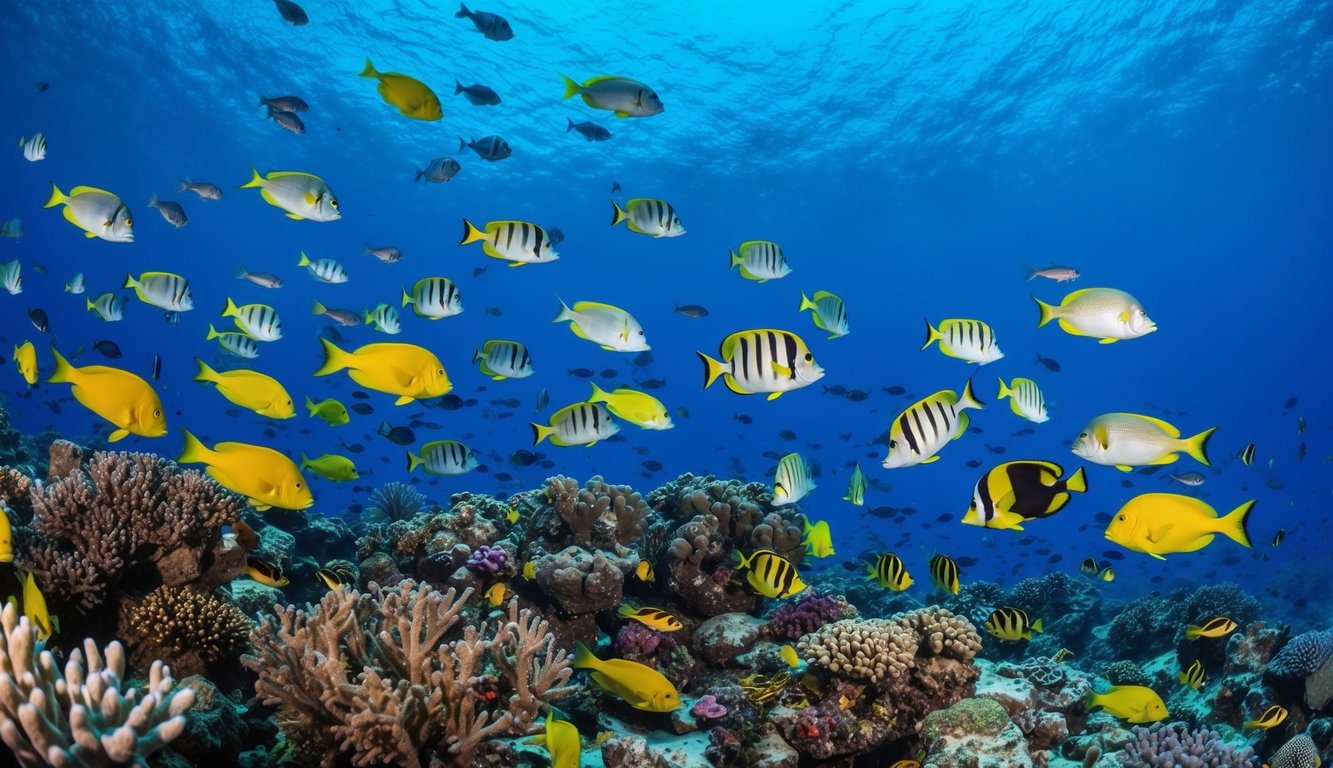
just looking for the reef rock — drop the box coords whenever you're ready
[922,697,1034,768]
[536,545,628,615]
[973,658,1091,756]
[693,613,763,666]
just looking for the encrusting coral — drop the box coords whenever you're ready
[0,601,195,768]
[243,580,576,768]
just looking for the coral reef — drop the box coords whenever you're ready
[767,591,855,641]
[121,585,252,678]
[922,697,1034,768]
[1267,628,1333,712]
[1118,723,1256,767]
[365,481,428,523]
[540,475,649,549]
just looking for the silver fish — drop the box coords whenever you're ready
[416,157,461,183]
[147,193,188,227]
[459,135,511,162]
[177,178,223,200]
[236,267,284,288]
[364,245,404,264]
[259,95,309,112]
[267,107,306,134]
[1168,472,1206,487]
[1025,265,1080,282]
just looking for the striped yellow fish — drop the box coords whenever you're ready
[729,240,788,281]
[1185,616,1236,640]
[611,198,685,238]
[1178,659,1205,690]
[997,377,1047,423]
[698,328,824,400]
[1238,443,1256,466]
[206,325,260,359]
[962,461,1087,531]
[843,462,865,506]
[617,606,683,632]
[922,318,1003,364]
[984,606,1043,642]
[798,291,848,338]
[222,297,282,341]
[406,440,478,475]
[929,554,960,594]
[734,549,806,599]
[460,219,559,265]
[867,553,912,591]
[773,452,815,505]
[245,555,289,587]
[297,251,348,283]
[124,271,193,311]
[882,380,984,468]
[1244,705,1287,731]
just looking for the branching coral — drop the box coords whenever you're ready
[124,586,252,676]
[1118,723,1256,767]
[243,580,575,768]
[0,601,195,768]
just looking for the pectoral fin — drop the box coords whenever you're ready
[284,213,305,221]
[108,428,129,442]
[395,396,414,405]
[771,361,792,377]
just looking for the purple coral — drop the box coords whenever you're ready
[769,591,844,640]
[692,694,728,720]
[465,545,507,574]
[1120,723,1255,768]
[614,621,675,659]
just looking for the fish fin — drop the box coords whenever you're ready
[1031,618,1043,633]
[406,452,422,472]
[284,213,305,220]
[613,110,631,118]
[921,318,941,350]
[954,411,971,437]
[1065,466,1088,493]
[43,182,66,208]
[610,200,628,227]
[177,429,211,464]
[1098,337,1119,344]
[107,429,129,443]
[921,455,941,464]
[312,338,349,377]
[1218,500,1255,548]
[798,292,816,312]
[193,357,218,383]
[305,396,318,417]
[996,377,1012,400]
[83,230,96,238]
[530,422,553,446]
[771,361,792,377]
[1094,424,1111,449]
[1184,427,1216,466]
[697,352,725,390]
[460,218,489,245]
[46,347,74,384]
[766,391,783,401]
[394,396,413,405]
[359,57,377,78]
[1115,465,1133,473]
[1032,296,1056,328]
[560,74,581,100]
[958,378,984,409]
[249,500,272,511]
[239,168,264,189]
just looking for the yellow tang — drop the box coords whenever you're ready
[734,549,806,599]
[1185,616,1237,640]
[177,429,313,511]
[313,339,451,405]
[47,347,166,442]
[0,509,11,563]
[12,341,37,385]
[587,382,673,430]
[531,710,581,768]
[802,518,835,558]
[1086,685,1168,723]
[1104,494,1253,560]
[522,561,537,580]
[506,507,521,524]
[18,570,57,641]
[573,642,681,712]
[485,583,510,607]
[193,358,294,418]
[245,555,289,587]
[617,606,683,632]
[301,453,359,481]
[780,644,800,669]
[359,57,441,121]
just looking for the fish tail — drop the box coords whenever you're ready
[454,79,464,95]
[193,357,219,383]
[530,422,553,446]
[958,378,984,410]
[85,297,95,311]
[996,376,1012,400]
[305,396,318,417]
[1031,618,1044,634]
[566,117,575,133]
[122,273,137,290]
[240,168,265,189]
[358,57,377,78]
[313,338,351,377]
[43,182,66,208]
[1184,427,1216,466]
[1033,296,1057,328]
[147,192,158,208]
[921,318,942,350]
[610,199,629,227]
[551,296,574,323]
[401,287,415,308]
[697,351,725,390]
[587,381,608,402]
[728,249,742,269]
[205,324,221,341]
[297,251,312,267]
[46,346,74,384]
[1023,264,1036,280]
[1085,690,1101,711]
[572,641,598,670]
[1185,625,1204,640]
[1065,466,1088,494]
[460,218,488,245]
[222,297,239,317]
[406,451,423,473]
[455,2,471,18]
[616,604,635,619]
[414,167,424,183]
[235,266,249,280]
[177,429,211,465]
[798,292,817,312]
[560,74,581,100]
[458,135,468,153]
[176,177,191,193]
[1218,500,1255,548]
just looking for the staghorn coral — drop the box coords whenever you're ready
[1267,734,1319,768]
[1118,722,1256,767]
[0,601,195,768]
[124,585,252,677]
[543,475,649,549]
[243,580,575,768]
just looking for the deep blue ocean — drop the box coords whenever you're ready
[1,0,1329,628]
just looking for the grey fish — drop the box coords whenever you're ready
[93,340,122,359]
[267,106,305,134]
[416,157,461,183]
[1025,265,1080,282]
[259,95,309,112]
[313,301,361,326]
[378,421,415,445]
[1168,472,1206,487]
[673,303,708,318]
[273,0,308,25]
[459,135,511,162]
[455,2,513,40]
[236,267,283,288]
[147,193,187,227]
[1034,353,1061,372]
[177,178,223,200]
[454,80,501,106]
[364,245,404,264]
[565,118,611,141]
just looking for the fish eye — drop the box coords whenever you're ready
[889,439,898,449]
[1079,432,1087,438]
[437,369,444,375]
[296,482,303,489]
[153,409,162,417]
[1117,515,1126,521]
[125,217,133,227]
[330,199,339,208]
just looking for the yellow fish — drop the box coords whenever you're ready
[780,644,800,669]
[1072,413,1215,472]
[635,559,655,582]
[18,570,57,640]
[617,606,683,632]
[1244,705,1288,731]
[193,358,295,418]
[1100,566,1115,583]
[573,643,681,712]
[1104,494,1253,560]
[300,453,359,482]
[47,347,166,442]
[506,507,520,524]
[889,761,921,768]
[984,607,1043,642]
[734,549,806,599]
[485,583,510,607]
[306,396,350,426]
[177,429,313,511]
[867,553,913,591]
[244,555,289,587]
[359,57,442,121]
[12,341,37,385]
[315,568,351,589]
[43,183,134,242]
[522,561,537,580]
[802,518,835,558]
[313,339,451,405]
[1179,659,1205,691]
[1185,616,1237,640]
[587,383,673,430]
[532,710,581,768]
[1086,685,1168,723]
[0,509,11,563]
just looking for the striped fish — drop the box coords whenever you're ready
[929,554,960,594]
[401,277,463,319]
[66,272,85,294]
[312,301,361,326]
[315,567,351,589]
[962,461,1087,531]
[0,260,19,294]
[698,328,824,400]
[735,549,806,599]
[531,402,619,447]
[866,553,913,591]
[984,606,1042,641]
[245,555,289,587]
[922,318,1004,364]
[406,439,477,475]
[222,297,282,341]
[729,240,790,282]
[1244,705,1288,731]
[86,292,124,321]
[206,324,259,359]
[1178,659,1205,690]
[297,251,348,283]
[363,303,402,335]
[843,462,866,506]
[617,606,683,632]
[1238,443,1255,466]
[773,452,815,505]
[799,290,848,337]
[459,219,559,266]
[473,339,534,380]
[124,271,193,311]
[882,380,984,468]
[611,198,685,238]
[997,376,1047,423]
[1185,616,1237,639]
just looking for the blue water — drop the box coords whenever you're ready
[1,0,1329,624]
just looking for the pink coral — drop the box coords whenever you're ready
[693,694,728,720]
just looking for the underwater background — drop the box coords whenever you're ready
[0,1,1331,767]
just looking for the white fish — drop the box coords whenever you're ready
[1072,413,1214,472]
[923,319,1004,364]
[773,452,815,505]
[298,252,348,283]
[730,241,789,282]
[0,260,20,295]
[364,303,402,335]
[206,325,259,358]
[364,245,403,264]
[124,272,192,311]
[401,277,463,319]
[1026,265,1080,282]
[531,402,619,447]
[799,291,848,338]
[611,199,684,238]
[65,272,85,294]
[460,219,559,266]
[997,377,1048,423]
[1168,472,1206,487]
[1034,288,1156,344]
[473,339,534,380]
[882,380,985,469]
[553,299,649,352]
[240,168,339,222]
[0,219,22,238]
[86,293,124,321]
[407,440,478,476]
[222,298,283,341]
[19,133,46,162]
[236,267,283,289]
[44,184,133,242]
[177,178,224,200]
[698,328,824,400]
[561,75,664,118]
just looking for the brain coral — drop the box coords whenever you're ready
[798,606,981,684]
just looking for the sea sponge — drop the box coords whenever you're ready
[1103,660,1151,687]
[1269,630,1333,679]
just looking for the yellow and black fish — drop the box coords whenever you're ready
[635,559,655,582]
[1178,659,1205,690]
[734,549,806,599]
[1271,529,1285,548]
[1238,443,1255,466]
[1244,704,1288,731]
[1099,566,1115,583]
[1051,648,1075,664]
[1079,557,1100,575]
[962,460,1087,531]
[984,606,1043,641]
[618,605,683,632]
[245,555,289,587]
[867,553,913,591]
[929,554,960,595]
[315,560,357,589]
[1185,616,1237,640]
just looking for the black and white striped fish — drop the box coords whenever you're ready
[402,277,463,318]
[206,324,259,359]
[298,251,348,283]
[473,339,534,380]
[611,198,685,238]
[730,240,790,282]
[458,135,511,161]
[460,219,559,265]
[124,271,193,311]
[222,297,282,341]
[773,452,815,505]
[407,439,477,475]
[698,328,824,400]
[997,376,1047,423]
[923,318,1004,364]
[531,402,618,447]
[882,380,984,468]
